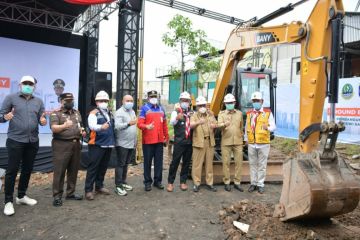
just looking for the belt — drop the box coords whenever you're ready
[54,138,80,142]
[204,136,210,139]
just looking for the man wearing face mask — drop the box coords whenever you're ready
[166,92,193,192]
[190,96,218,192]
[138,90,169,191]
[50,93,86,206]
[113,95,137,196]
[85,90,115,200]
[218,94,244,192]
[0,75,47,216]
[244,91,276,194]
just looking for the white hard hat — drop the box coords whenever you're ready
[179,91,191,100]
[20,75,35,84]
[251,91,262,100]
[224,93,236,103]
[196,96,207,105]
[95,90,110,101]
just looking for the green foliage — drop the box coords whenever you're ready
[162,14,220,81]
[168,69,181,81]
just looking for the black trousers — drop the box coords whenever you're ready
[142,143,163,186]
[115,146,134,186]
[168,143,192,184]
[84,145,112,193]
[5,138,39,203]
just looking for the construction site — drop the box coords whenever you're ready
[0,0,360,239]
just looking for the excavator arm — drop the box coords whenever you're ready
[212,0,360,221]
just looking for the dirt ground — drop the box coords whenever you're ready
[0,142,359,240]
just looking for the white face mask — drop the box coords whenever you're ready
[199,107,207,114]
[98,102,108,110]
[149,97,158,105]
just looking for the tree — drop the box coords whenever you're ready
[162,14,220,92]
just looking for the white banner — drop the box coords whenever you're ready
[0,37,80,134]
[275,78,360,144]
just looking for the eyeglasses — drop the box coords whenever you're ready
[22,82,34,86]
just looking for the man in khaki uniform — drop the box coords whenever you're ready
[190,96,218,192]
[217,94,244,192]
[50,93,86,206]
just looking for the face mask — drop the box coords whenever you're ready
[199,107,207,114]
[124,102,134,110]
[253,102,262,110]
[180,102,189,109]
[21,85,34,95]
[64,102,74,110]
[99,102,108,110]
[149,98,158,105]
[225,103,235,110]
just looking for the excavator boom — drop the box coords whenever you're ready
[211,0,360,221]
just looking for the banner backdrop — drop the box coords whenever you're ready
[275,77,360,144]
[0,37,80,134]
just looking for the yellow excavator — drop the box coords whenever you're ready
[210,0,360,221]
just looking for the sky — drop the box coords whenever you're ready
[97,0,358,90]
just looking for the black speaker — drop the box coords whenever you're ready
[95,72,112,97]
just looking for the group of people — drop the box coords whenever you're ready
[0,75,275,216]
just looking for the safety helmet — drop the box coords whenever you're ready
[223,93,236,103]
[179,91,191,100]
[95,90,110,101]
[251,91,262,100]
[195,96,207,105]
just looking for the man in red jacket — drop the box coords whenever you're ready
[138,90,169,191]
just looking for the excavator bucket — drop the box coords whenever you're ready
[274,151,360,221]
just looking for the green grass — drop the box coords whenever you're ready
[271,137,298,155]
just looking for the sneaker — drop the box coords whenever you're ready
[121,184,133,191]
[4,202,15,216]
[114,186,127,196]
[16,195,37,206]
[153,183,165,190]
[258,186,265,194]
[144,185,152,191]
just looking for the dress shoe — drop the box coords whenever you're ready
[144,185,152,191]
[234,184,244,192]
[53,198,63,207]
[66,194,83,200]
[85,192,94,200]
[248,185,257,193]
[206,185,217,192]
[180,183,188,191]
[258,186,265,194]
[224,184,231,192]
[167,183,174,192]
[193,185,200,192]
[153,183,164,190]
[95,187,110,195]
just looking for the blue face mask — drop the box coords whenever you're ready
[21,85,34,95]
[124,102,134,110]
[252,102,262,110]
[225,103,235,110]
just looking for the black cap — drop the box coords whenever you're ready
[147,90,157,97]
[60,93,74,100]
[53,79,65,88]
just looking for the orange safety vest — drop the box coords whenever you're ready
[246,110,271,144]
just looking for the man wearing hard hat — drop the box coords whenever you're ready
[84,90,115,200]
[166,91,193,192]
[190,96,218,192]
[218,93,244,192]
[244,91,276,194]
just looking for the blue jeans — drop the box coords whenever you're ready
[5,138,39,203]
[142,143,163,186]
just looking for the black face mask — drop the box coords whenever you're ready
[64,102,74,110]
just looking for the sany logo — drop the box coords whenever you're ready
[0,77,10,88]
[255,32,276,45]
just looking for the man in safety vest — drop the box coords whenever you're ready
[244,91,276,194]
